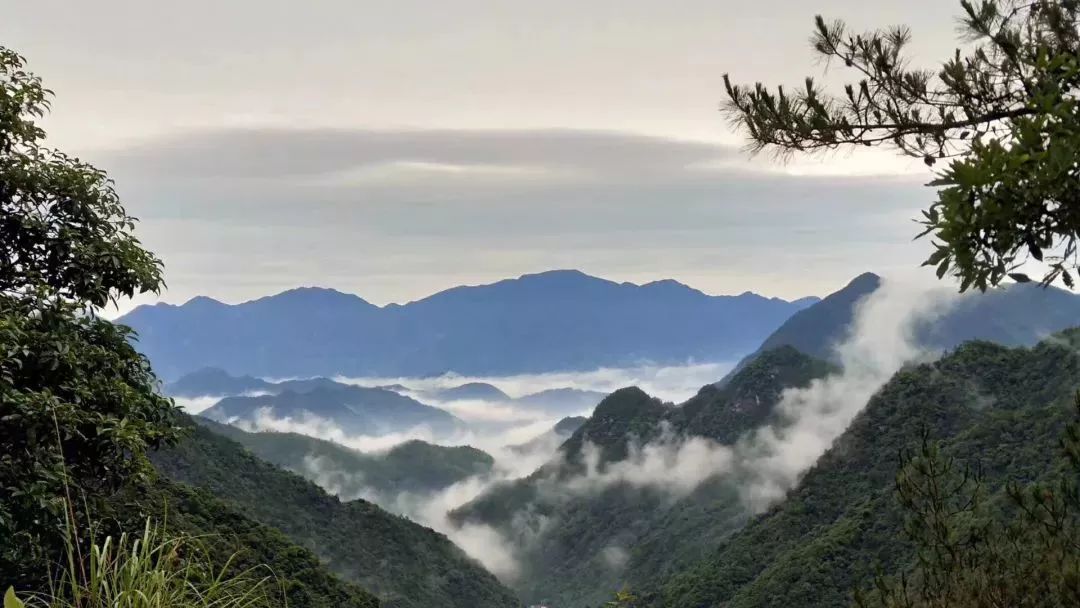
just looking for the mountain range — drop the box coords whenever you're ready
[654,332,1080,607]
[119,270,820,380]
[444,273,1080,606]
[201,383,466,437]
[169,369,610,430]
[132,269,1080,608]
[450,346,835,606]
[450,333,1080,607]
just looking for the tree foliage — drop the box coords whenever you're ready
[658,333,1080,608]
[856,397,1080,607]
[450,347,835,608]
[0,47,180,586]
[723,0,1080,291]
[152,420,519,608]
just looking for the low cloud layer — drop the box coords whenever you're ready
[200,285,957,581]
[563,424,735,497]
[735,279,956,508]
[437,278,958,577]
[540,278,955,509]
[288,424,560,581]
[337,360,734,404]
[233,407,447,452]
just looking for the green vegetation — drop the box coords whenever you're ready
[709,2,1080,605]
[0,45,447,608]
[6,518,283,608]
[0,44,181,588]
[9,1,1080,605]
[153,419,519,608]
[112,478,380,608]
[452,347,834,607]
[199,418,494,497]
[724,0,1080,291]
[855,413,1080,608]
[655,331,1080,607]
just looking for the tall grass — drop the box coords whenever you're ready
[5,518,283,608]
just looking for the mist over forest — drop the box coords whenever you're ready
[6,2,1080,607]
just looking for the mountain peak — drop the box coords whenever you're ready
[590,386,664,422]
[523,269,592,279]
[643,278,690,288]
[515,269,607,285]
[251,286,374,307]
[182,295,225,308]
[846,272,882,291]
[278,286,352,297]
[642,278,706,296]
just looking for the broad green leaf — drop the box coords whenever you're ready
[4,587,24,608]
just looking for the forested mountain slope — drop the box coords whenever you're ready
[151,420,519,608]
[451,347,835,607]
[112,477,381,608]
[655,331,1080,607]
[198,418,494,498]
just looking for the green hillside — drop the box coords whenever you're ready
[655,331,1080,607]
[152,420,519,608]
[198,418,494,498]
[111,477,381,608]
[451,347,834,607]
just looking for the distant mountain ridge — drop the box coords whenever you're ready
[201,383,465,437]
[421,382,512,403]
[119,269,819,380]
[722,271,1080,381]
[170,368,610,425]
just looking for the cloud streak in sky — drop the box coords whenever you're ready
[101,128,745,180]
[92,126,933,315]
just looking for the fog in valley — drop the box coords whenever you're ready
[170,280,967,581]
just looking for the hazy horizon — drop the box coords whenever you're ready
[5,0,967,312]
[115,267,837,314]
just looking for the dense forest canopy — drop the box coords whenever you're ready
[0,45,181,586]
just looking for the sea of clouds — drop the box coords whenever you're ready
[177,279,961,581]
[399,278,958,578]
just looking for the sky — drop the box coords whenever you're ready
[3,0,971,311]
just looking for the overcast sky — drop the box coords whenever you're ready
[4,0,970,311]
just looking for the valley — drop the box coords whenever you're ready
[128,270,1080,606]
